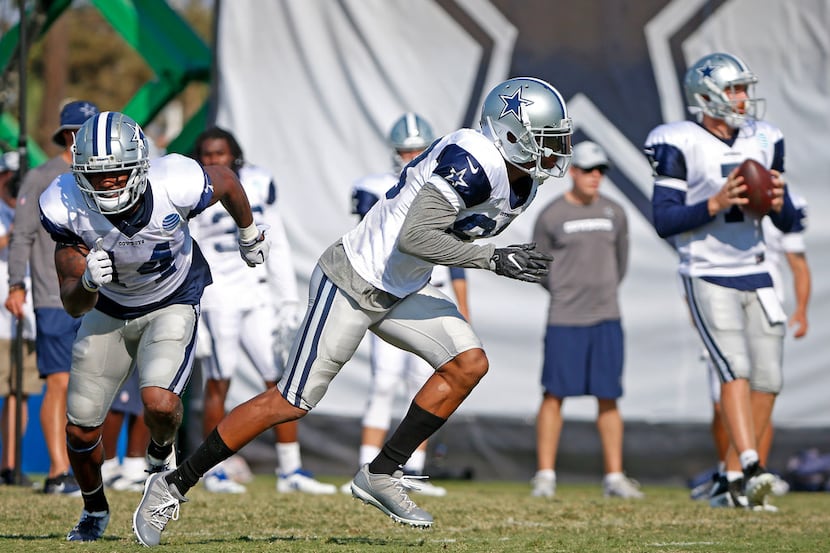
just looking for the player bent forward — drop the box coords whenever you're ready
[133,77,571,546]
[39,112,268,542]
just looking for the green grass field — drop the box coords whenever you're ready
[1,475,829,552]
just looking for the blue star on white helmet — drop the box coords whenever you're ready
[697,61,716,78]
[498,88,534,121]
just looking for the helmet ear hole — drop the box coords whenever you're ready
[506,132,519,144]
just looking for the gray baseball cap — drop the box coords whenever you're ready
[571,141,610,170]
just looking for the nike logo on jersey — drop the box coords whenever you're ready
[466,156,480,174]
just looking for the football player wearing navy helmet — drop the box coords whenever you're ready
[134,78,570,546]
[39,111,268,542]
[645,54,797,511]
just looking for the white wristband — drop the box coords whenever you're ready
[238,223,259,244]
[81,273,99,293]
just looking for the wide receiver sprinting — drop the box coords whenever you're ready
[133,77,571,547]
[341,112,470,498]
[644,52,796,510]
[38,111,269,542]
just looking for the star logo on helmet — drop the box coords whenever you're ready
[498,88,534,121]
[697,61,716,78]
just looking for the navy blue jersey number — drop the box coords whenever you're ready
[137,242,176,283]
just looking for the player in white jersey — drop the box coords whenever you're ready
[134,77,571,546]
[644,53,797,510]
[701,193,810,504]
[341,114,470,497]
[38,112,268,542]
[191,127,334,495]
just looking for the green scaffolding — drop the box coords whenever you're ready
[0,0,211,167]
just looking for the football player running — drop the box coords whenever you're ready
[341,113,470,497]
[191,127,335,495]
[644,53,797,510]
[39,111,268,542]
[133,77,571,546]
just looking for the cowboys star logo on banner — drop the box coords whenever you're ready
[498,88,533,121]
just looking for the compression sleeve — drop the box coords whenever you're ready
[398,183,495,269]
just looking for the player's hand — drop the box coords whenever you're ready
[82,238,112,292]
[709,168,747,215]
[4,287,26,319]
[272,302,304,363]
[769,170,786,213]
[490,243,554,283]
[238,224,270,267]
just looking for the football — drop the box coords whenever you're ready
[736,158,774,217]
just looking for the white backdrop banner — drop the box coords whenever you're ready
[214,0,830,426]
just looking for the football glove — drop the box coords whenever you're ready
[82,238,113,292]
[238,224,270,267]
[489,243,553,283]
[272,303,304,364]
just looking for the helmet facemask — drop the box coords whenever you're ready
[482,113,573,181]
[74,166,148,215]
[72,111,151,214]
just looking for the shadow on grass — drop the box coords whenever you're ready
[0,533,120,542]
[184,535,425,547]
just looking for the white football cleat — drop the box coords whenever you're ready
[277,468,336,494]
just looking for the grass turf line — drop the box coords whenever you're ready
[0,476,828,552]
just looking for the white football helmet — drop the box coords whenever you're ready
[684,52,765,128]
[480,77,572,180]
[72,111,150,214]
[388,112,434,170]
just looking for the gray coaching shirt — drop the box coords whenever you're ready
[532,195,628,326]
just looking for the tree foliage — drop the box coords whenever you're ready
[9,0,213,155]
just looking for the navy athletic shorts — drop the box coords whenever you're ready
[541,320,624,399]
[35,308,82,377]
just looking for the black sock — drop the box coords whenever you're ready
[368,402,446,475]
[82,484,109,513]
[147,439,173,462]
[166,428,235,495]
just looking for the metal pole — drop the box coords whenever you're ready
[13,0,29,488]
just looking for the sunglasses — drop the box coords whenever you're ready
[579,165,608,175]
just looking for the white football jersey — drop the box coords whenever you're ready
[192,164,298,312]
[645,120,784,278]
[344,128,538,297]
[351,171,456,291]
[39,154,213,319]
